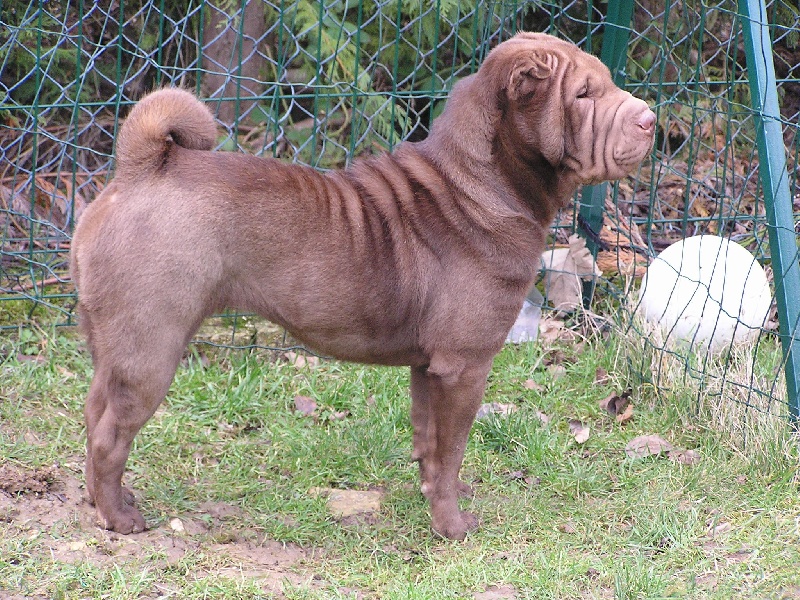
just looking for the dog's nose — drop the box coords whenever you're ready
[637,110,656,134]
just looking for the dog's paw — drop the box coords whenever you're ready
[431,510,479,541]
[99,505,147,534]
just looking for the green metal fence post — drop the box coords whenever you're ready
[579,0,635,304]
[739,0,800,423]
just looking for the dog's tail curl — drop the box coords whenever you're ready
[114,88,217,182]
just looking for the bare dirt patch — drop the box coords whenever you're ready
[0,463,321,596]
[0,464,58,495]
[0,463,88,529]
[473,584,519,599]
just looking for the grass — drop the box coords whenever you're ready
[1,322,800,599]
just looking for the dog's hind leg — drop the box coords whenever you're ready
[83,371,134,509]
[411,356,492,540]
[83,318,194,534]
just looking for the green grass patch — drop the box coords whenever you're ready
[1,325,799,598]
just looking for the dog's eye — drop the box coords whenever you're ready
[577,86,590,99]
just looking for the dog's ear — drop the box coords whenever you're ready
[507,51,559,101]
[506,50,566,168]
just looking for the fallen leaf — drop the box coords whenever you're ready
[505,470,540,486]
[535,410,551,425]
[547,364,567,380]
[543,349,572,366]
[538,316,578,344]
[558,520,578,534]
[668,448,700,465]
[293,395,317,417]
[594,367,609,384]
[625,434,674,459]
[599,390,631,417]
[328,410,350,421]
[523,379,545,392]
[569,419,590,444]
[541,235,602,311]
[56,365,75,378]
[284,351,320,369]
[615,402,635,425]
[476,402,518,420]
[709,521,732,537]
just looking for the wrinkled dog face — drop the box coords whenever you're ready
[561,52,656,183]
[489,33,655,184]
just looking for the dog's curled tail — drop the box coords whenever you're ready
[114,88,217,182]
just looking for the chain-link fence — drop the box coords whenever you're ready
[2,1,799,426]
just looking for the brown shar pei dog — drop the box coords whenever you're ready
[71,32,655,540]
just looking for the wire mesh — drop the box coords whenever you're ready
[615,1,800,424]
[1,1,799,422]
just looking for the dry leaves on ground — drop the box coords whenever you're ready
[284,351,320,369]
[569,419,590,444]
[293,395,317,417]
[668,448,701,465]
[599,390,634,424]
[538,316,580,345]
[625,434,673,458]
[541,234,602,311]
[506,470,541,486]
[558,520,578,534]
[523,378,545,392]
[476,402,518,420]
[624,434,700,464]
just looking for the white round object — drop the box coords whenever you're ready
[637,235,772,351]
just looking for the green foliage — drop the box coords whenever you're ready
[268,0,489,157]
[0,0,495,158]
[0,1,201,111]
[0,3,75,108]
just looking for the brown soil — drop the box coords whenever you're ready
[0,462,322,597]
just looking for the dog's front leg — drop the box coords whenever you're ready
[410,366,474,499]
[410,356,492,540]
